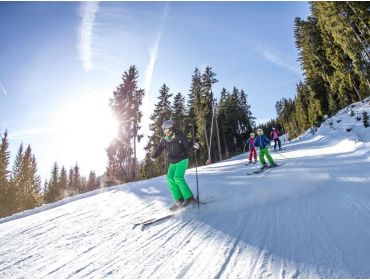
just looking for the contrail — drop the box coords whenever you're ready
[260,50,301,76]
[78,1,100,71]
[142,3,170,132]
[227,30,302,77]
[0,81,8,96]
[143,2,170,95]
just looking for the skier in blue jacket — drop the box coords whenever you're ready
[254,128,277,169]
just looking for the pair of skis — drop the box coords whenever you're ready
[132,200,211,230]
[246,162,286,175]
[272,148,285,152]
[132,213,175,230]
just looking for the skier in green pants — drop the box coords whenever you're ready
[151,120,200,211]
[255,128,277,169]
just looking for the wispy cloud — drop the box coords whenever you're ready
[142,2,170,135]
[8,127,51,140]
[139,3,170,158]
[143,3,170,94]
[252,44,301,76]
[0,81,8,96]
[78,2,100,71]
[227,31,301,77]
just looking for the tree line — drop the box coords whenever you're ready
[276,2,369,139]
[0,130,101,218]
[0,65,255,218]
[107,65,256,183]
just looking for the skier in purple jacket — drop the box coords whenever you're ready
[270,127,282,151]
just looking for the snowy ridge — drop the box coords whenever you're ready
[0,99,370,278]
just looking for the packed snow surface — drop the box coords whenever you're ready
[1,99,370,278]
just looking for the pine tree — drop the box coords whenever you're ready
[73,163,82,193]
[80,176,87,193]
[0,130,10,217]
[43,179,48,195]
[9,144,24,213]
[231,87,244,152]
[86,171,97,191]
[172,92,187,132]
[105,141,123,185]
[108,65,145,183]
[275,98,300,138]
[66,167,76,197]
[294,16,330,117]
[312,2,369,102]
[294,82,310,134]
[218,87,242,156]
[59,166,68,198]
[18,145,42,211]
[278,2,370,139]
[142,83,173,178]
[44,162,60,203]
[186,68,202,137]
[217,88,230,157]
[239,89,255,135]
[30,155,42,205]
[19,145,32,210]
[194,66,218,164]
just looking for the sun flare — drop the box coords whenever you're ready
[54,90,118,174]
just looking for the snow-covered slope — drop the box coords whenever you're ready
[1,99,370,278]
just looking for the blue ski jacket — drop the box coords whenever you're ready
[255,134,271,149]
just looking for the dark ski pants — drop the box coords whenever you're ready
[273,139,281,150]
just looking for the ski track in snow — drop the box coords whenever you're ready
[1,101,370,278]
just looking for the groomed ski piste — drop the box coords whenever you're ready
[1,98,370,278]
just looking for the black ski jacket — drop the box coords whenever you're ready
[152,128,193,164]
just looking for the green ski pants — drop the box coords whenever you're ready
[259,147,274,165]
[166,159,194,201]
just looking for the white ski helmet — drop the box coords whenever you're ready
[257,128,263,135]
[162,119,174,130]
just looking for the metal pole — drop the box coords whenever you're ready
[204,120,211,164]
[214,99,222,161]
[190,123,200,208]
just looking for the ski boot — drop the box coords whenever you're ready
[260,164,268,170]
[170,198,184,211]
[182,196,197,208]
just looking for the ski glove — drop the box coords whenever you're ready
[193,142,200,150]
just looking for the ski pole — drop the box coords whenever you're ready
[276,151,290,160]
[190,123,200,209]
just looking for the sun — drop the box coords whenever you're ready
[54,90,118,175]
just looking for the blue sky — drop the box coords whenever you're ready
[0,1,310,181]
